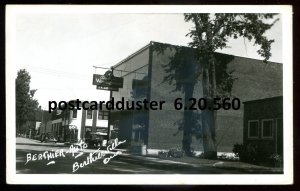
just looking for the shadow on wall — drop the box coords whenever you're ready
[152,42,235,155]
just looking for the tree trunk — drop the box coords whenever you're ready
[182,83,195,156]
[201,58,217,159]
[210,54,217,146]
[202,107,217,159]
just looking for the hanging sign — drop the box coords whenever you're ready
[96,85,119,91]
[93,70,123,90]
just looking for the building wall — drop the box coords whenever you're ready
[112,45,150,145]
[148,42,282,152]
[39,121,52,134]
[148,45,203,150]
[243,97,283,155]
[47,105,109,142]
[111,42,282,152]
[112,45,150,102]
[72,109,109,141]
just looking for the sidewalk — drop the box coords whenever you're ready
[141,155,283,173]
[112,154,283,174]
[16,137,66,147]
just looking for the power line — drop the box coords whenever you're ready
[93,65,147,75]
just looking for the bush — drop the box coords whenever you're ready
[233,143,253,162]
[158,148,185,158]
[233,143,282,167]
[269,154,283,167]
[168,148,184,158]
[233,143,265,164]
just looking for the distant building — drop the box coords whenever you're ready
[110,41,283,152]
[37,110,52,135]
[243,96,283,156]
[50,101,109,142]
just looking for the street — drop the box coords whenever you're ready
[16,138,276,174]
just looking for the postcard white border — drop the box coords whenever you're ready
[6,5,293,185]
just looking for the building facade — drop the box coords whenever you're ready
[243,96,283,156]
[38,102,109,142]
[110,41,283,153]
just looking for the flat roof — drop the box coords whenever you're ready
[243,96,283,104]
[112,41,282,69]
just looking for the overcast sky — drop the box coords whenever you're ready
[11,10,282,109]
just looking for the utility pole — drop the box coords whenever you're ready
[93,65,123,144]
[107,67,114,142]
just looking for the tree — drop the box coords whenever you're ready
[182,13,279,158]
[154,42,235,157]
[16,69,39,135]
[155,14,278,158]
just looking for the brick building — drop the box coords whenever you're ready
[243,96,283,156]
[110,41,282,152]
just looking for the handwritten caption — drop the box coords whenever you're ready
[24,138,126,173]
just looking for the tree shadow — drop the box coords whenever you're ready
[152,41,236,156]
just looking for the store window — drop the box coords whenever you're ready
[262,119,273,138]
[87,109,93,119]
[98,110,109,120]
[248,120,259,138]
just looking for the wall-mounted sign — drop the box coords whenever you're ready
[93,70,123,90]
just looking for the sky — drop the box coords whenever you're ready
[12,10,282,110]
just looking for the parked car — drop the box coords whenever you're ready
[86,132,106,149]
[34,134,41,140]
[48,135,58,143]
[40,133,57,143]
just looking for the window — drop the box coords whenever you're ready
[248,120,259,138]
[72,109,77,118]
[98,110,109,120]
[85,127,92,139]
[86,109,93,119]
[132,78,148,98]
[262,119,273,138]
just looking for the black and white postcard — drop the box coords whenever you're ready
[6,5,293,184]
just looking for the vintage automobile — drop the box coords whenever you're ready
[86,132,107,149]
[40,133,57,143]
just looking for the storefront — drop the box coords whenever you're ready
[50,102,109,143]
